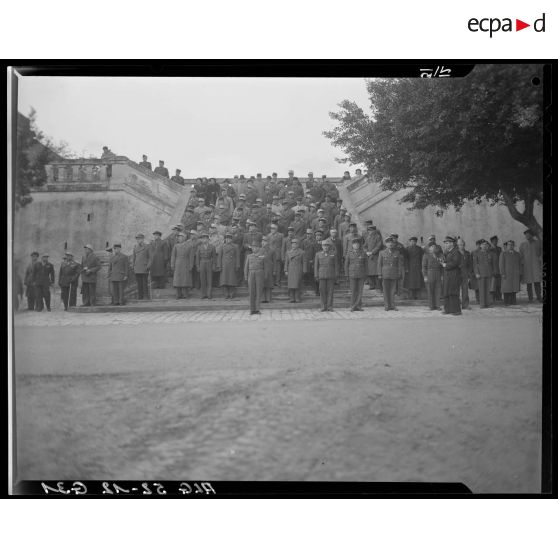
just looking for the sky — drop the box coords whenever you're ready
[18,76,372,178]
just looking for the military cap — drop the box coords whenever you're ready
[250,176,255,180]
[306,228,313,234]
[391,233,399,238]
[210,224,217,228]
[200,232,209,238]
[349,222,357,227]
[31,251,39,257]
[247,220,256,226]
[239,174,245,179]
[291,238,299,243]
[84,244,94,250]
[256,173,262,177]
[329,229,337,234]
[153,231,162,236]
[490,235,498,241]
[367,224,375,230]
[142,154,147,158]
[340,207,347,212]
[507,239,515,245]
[159,160,164,164]
[319,217,327,222]
[322,238,333,246]
[272,195,279,199]
[296,209,305,214]
[272,172,277,176]
[65,251,73,257]
[239,194,246,199]
[308,172,313,176]
[428,234,436,240]
[246,183,254,188]
[198,197,205,202]
[113,243,122,248]
[209,203,215,208]
[282,200,289,205]
[171,226,179,231]
[365,219,373,224]
[196,220,204,225]
[271,217,279,223]
[185,207,194,212]
[309,203,316,208]
[42,253,50,257]
[288,190,294,195]
[135,233,144,239]
[232,217,240,221]
[261,235,269,242]
[287,226,294,231]
[317,208,324,213]
[256,198,263,203]
[105,248,112,253]
[190,230,197,235]
[314,230,324,236]
[523,229,533,235]
[266,203,272,208]
[176,169,181,173]
[444,236,456,243]
[384,236,394,243]
[225,232,233,238]
[351,236,362,244]
[409,236,418,241]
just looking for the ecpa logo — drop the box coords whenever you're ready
[468,13,546,37]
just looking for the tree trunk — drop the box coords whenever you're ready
[501,191,543,239]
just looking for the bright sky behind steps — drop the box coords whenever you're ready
[18,76,372,178]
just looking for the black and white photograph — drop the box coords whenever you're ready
[8,63,548,495]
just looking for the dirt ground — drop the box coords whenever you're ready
[14,312,542,493]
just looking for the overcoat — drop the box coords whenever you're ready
[148,239,170,276]
[442,247,462,297]
[519,238,542,283]
[217,242,240,286]
[33,261,55,286]
[171,241,194,287]
[108,252,129,282]
[499,250,521,293]
[404,245,425,290]
[80,253,101,283]
[259,245,276,288]
[364,230,383,275]
[344,248,367,279]
[284,247,305,289]
[268,231,284,262]
[132,243,150,274]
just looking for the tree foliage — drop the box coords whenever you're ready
[15,108,73,209]
[324,64,544,235]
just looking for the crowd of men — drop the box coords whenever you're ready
[14,158,542,315]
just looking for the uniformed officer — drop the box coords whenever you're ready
[314,238,338,311]
[154,160,169,178]
[268,224,284,286]
[80,244,101,307]
[217,232,240,300]
[259,235,276,303]
[284,237,305,303]
[33,253,56,312]
[441,236,462,315]
[58,251,81,310]
[364,223,383,290]
[404,237,424,300]
[473,239,498,308]
[24,251,40,310]
[422,244,444,310]
[195,232,217,299]
[345,236,367,311]
[132,233,150,300]
[170,169,185,185]
[244,245,265,315]
[138,154,152,171]
[148,231,170,289]
[377,237,404,311]
[170,232,194,299]
[108,243,129,306]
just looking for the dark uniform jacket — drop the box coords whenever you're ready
[268,231,284,262]
[473,250,497,278]
[58,260,81,287]
[345,248,367,279]
[33,261,55,286]
[422,252,443,281]
[25,262,36,289]
[81,253,101,283]
[132,243,150,274]
[148,239,170,276]
[314,251,339,280]
[109,252,129,282]
[377,249,404,280]
[442,247,462,297]
[244,251,265,280]
[171,175,185,185]
[195,243,217,267]
[153,166,169,178]
[139,161,152,171]
[301,238,319,273]
[459,249,474,280]
[405,245,424,290]
[284,247,305,288]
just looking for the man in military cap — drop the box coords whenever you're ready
[217,232,240,299]
[33,254,55,312]
[138,154,152,171]
[244,182,258,207]
[422,244,444,311]
[390,233,407,296]
[457,238,474,309]
[500,240,522,306]
[345,236,367,311]
[58,252,81,310]
[281,226,296,264]
[194,197,208,218]
[489,235,503,302]
[244,244,265,314]
[80,244,101,307]
[259,235,276,303]
[148,231,170,289]
[404,237,424,300]
[473,239,498,308]
[195,232,217,299]
[364,222,383,290]
[314,238,339,311]
[132,233,150,300]
[284,237,305,303]
[153,160,169,179]
[108,243,129,306]
[209,223,224,287]
[343,223,360,257]
[268,224,284,286]
[170,232,194,299]
[301,228,318,289]
[338,213,351,245]
[182,206,198,232]
[171,169,185,185]
[423,234,442,254]
[292,210,306,240]
[292,196,306,216]
[440,236,462,315]
[24,251,40,310]
[329,228,343,283]
[377,237,404,311]
[320,194,336,225]
[249,198,266,228]
[333,206,347,234]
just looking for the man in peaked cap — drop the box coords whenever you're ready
[80,244,101,307]
[58,251,81,310]
[377,236,404,311]
[345,234,367,311]
[171,169,185,185]
[132,233,150,300]
[138,154,152,171]
[441,235,463,315]
[404,236,425,300]
[33,253,55,312]
[195,232,217,299]
[148,230,170,289]
[153,160,169,179]
[314,237,338,311]
[108,243,129,306]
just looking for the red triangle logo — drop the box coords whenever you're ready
[516,19,530,31]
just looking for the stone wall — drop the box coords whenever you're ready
[338,177,543,248]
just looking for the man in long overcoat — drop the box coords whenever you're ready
[489,235,503,302]
[284,237,305,303]
[345,236,367,311]
[500,240,522,305]
[24,252,40,310]
[108,243,129,306]
[148,231,170,289]
[422,245,443,310]
[457,238,474,309]
[259,235,276,303]
[132,233,150,300]
[244,245,265,315]
[80,244,101,306]
[59,251,81,310]
[364,224,383,290]
[170,232,194,299]
[441,236,462,315]
[195,233,217,299]
[519,229,542,302]
[404,237,424,300]
[314,238,338,312]
[33,254,55,312]
[473,239,498,308]
[217,233,240,299]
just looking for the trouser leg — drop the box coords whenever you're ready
[200,264,207,297]
[349,278,357,309]
[461,280,469,308]
[319,279,327,309]
[35,285,44,310]
[526,283,533,301]
[427,282,435,309]
[315,278,320,295]
[69,282,78,307]
[89,283,96,306]
[512,292,517,304]
[327,279,334,309]
[27,288,36,310]
[479,277,489,307]
[382,278,392,309]
[534,282,541,301]
[254,271,263,311]
[356,278,364,309]
[248,274,256,312]
[61,286,70,309]
[135,274,144,299]
[295,287,301,302]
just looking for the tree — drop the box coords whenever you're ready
[324,64,544,237]
[15,108,73,209]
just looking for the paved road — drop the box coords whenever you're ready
[13,308,542,492]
